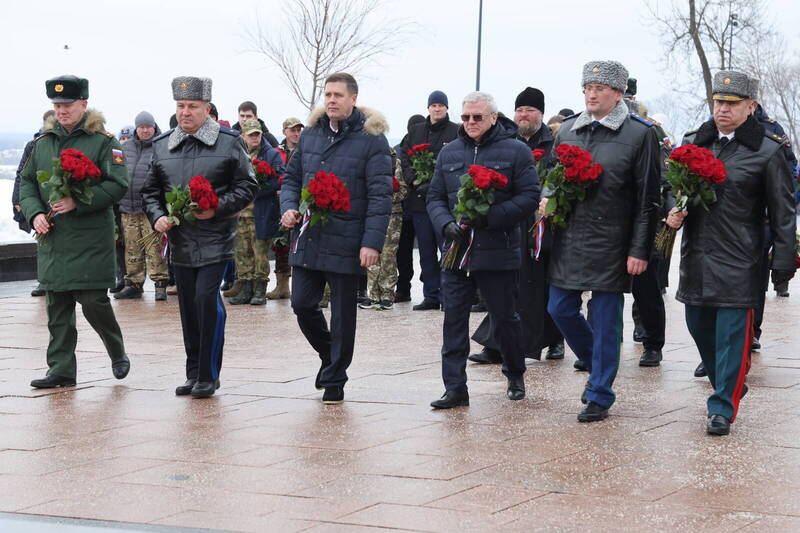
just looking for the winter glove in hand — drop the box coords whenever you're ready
[771,270,795,285]
[462,215,488,229]
[443,221,468,245]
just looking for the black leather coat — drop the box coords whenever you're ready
[548,107,662,292]
[142,125,258,267]
[677,115,796,308]
[427,116,540,271]
[399,115,459,213]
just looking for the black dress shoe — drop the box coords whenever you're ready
[314,357,331,390]
[573,359,589,372]
[413,299,440,311]
[694,362,707,377]
[581,381,590,404]
[430,389,469,409]
[30,375,76,389]
[394,291,411,303]
[30,284,46,297]
[322,386,344,404]
[545,342,565,360]
[112,355,130,379]
[751,337,761,351]
[108,281,125,294]
[191,380,220,398]
[577,401,608,422]
[175,379,197,396]
[506,375,525,401]
[468,348,503,364]
[639,349,663,367]
[706,414,730,436]
[633,326,645,343]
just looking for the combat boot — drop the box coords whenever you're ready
[223,279,242,298]
[154,280,168,301]
[250,279,267,305]
[266,273,290,300]
[228,280,253,305]
[114,281,143,300]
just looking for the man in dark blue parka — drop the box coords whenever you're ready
[280,72,392,404]
[427,91,540,409]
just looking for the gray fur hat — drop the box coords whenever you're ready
[581,61,628,92]
[712,70,758,101]
[171,76,212,101]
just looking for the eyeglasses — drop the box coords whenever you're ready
[583,85,610,94]
[461,114,486,122]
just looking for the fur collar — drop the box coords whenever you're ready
[572,100,629,132]
[43,109,107,135]
[306,106,388,136]
[168,117,220,151]
[693,115,765,152]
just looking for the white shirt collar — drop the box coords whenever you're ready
[718,131,735,141]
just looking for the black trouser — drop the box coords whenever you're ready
[753,245,771,339]
[631,257,665,351]
[291,267,359,387]
[396,215,415,295]
[440,269,525,392]
[472,250,562,355]
[174,262,227,382]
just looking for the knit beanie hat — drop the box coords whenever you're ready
[514,87,545,113]
[427,90,449,108]
[135,111,156,128]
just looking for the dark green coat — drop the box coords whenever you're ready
[19,109,128,291]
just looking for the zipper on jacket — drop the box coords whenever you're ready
[473,145,478,164]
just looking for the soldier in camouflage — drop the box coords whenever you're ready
[360,154,408,309]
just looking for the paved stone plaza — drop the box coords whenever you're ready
[1,268,799,532]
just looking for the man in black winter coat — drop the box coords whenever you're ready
[469,87,565,365]
[427,91,540,409]
[142,76,257,399]
[667,71,796,436]
[280,72,392,405]
[399,91,459,310]
[542,60,661,423]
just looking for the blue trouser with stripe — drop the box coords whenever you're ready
[684,305,752,422]
[548,287,623,408]
[174,262,227,382]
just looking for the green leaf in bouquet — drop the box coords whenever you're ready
[459,173,471,187]
[184,212,197,224]
[544,197,557,215]
[465,198,476,209]
[36,170,51,183]
[475,204,490,215]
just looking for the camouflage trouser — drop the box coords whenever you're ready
[234,216,270,281]
[121,212,169,284]
[367,211,402,302]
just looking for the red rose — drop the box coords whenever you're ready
[579,163,603,182]
[532,149,545,162]
[392,176,400,192]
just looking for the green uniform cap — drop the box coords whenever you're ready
[46,75,89,103]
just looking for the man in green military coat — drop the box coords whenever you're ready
[19,75,131,388]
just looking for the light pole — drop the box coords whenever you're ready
[476,0,483,90]
[728,12,739,69]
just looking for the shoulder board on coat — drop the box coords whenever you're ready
[630,114,654,127]
[767,118,777,124]
[766,132,788,145]
[562,113,580,121]
[99,130,115,138]
[219,126,239,137]
[152,129,172,142]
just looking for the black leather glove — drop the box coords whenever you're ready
[771,270,795,285]
[462,214,488,229]
[415,182,430,196]
[443,221,468,245]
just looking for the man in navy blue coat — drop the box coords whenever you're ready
[427,91,540,409]
[280,72,392,405]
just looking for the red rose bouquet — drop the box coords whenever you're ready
[139,175,219,250]
[34,148,102,240]
[654,144,726,256]
[252,158,277,189]
[293,171,351,252]
[541,144,602,226]
[405,143,435,186]
[440,164,508,271]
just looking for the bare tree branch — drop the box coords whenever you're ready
[243,0,417,113]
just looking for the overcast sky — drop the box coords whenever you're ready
[2,0,798,143]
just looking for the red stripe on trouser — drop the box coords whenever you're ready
[730,308,753,423]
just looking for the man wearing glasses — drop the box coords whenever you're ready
[541,61,661,422]
[427,91,540,409]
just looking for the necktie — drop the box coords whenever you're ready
[719,137,729,148]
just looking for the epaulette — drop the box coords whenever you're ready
[630,114,654,127]
[562,113,580,121]
[100,130,115,138]
[768,118,777,124]
[152,129,172,142]
[219,126,239,137]
[766,132,788,145]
